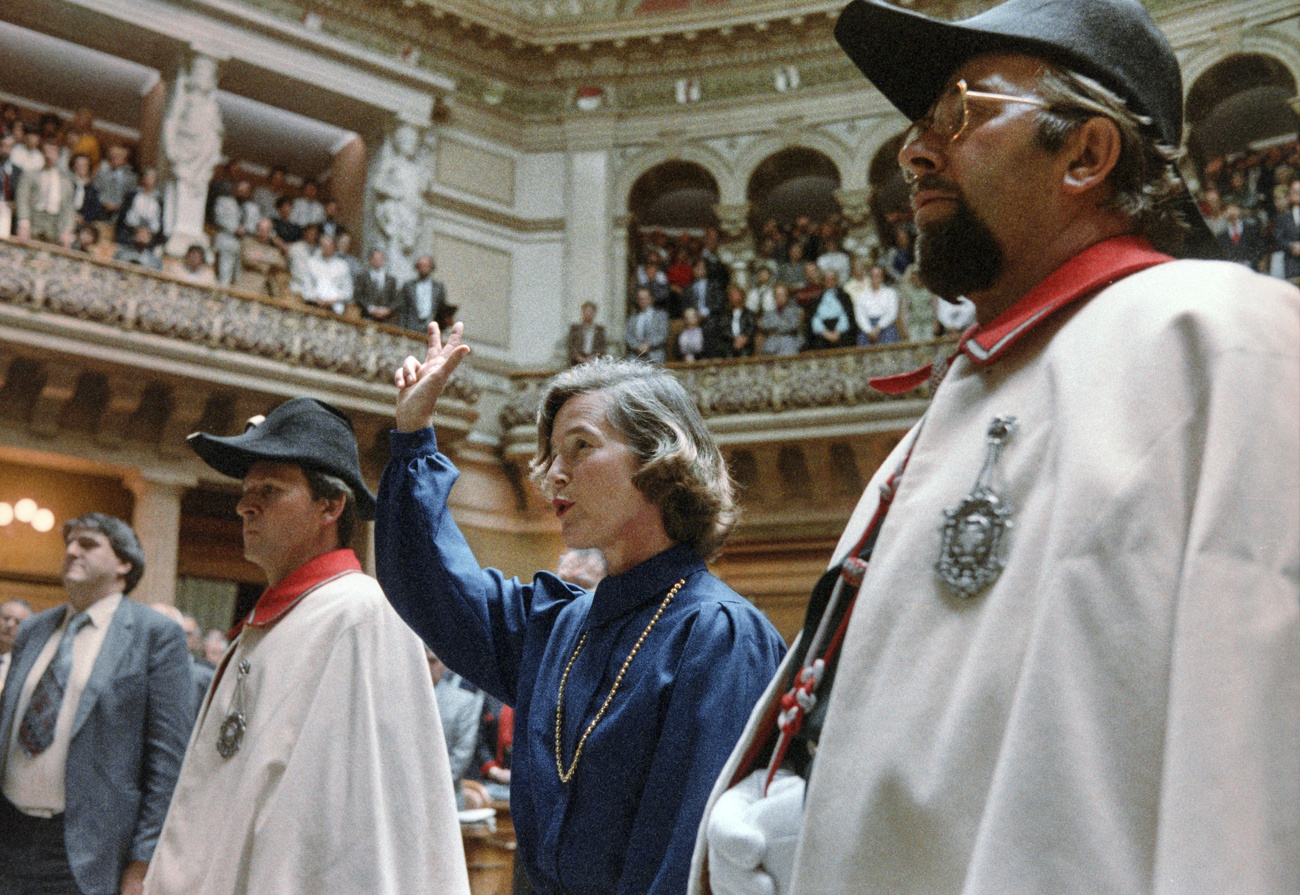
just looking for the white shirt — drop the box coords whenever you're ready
[304,253,354,312]
[3,594,123,816]
[849,284,899,332]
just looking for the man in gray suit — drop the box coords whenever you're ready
[623,285,670,363]
[0,513,191,895]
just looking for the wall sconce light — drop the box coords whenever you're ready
[0,499,56,532]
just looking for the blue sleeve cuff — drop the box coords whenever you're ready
[389,426,440,458]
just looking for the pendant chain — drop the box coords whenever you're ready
[554,577,686,784]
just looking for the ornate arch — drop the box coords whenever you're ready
[734,128,854,198]
[614,144,732,212]
[1181,28,1300,108]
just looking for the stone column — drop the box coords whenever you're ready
[162,53,225,256]
[564,119,615,331]
[124,471,194,605]
[330,134,368,241]
[713,201,753,286]
[136,78,168,171]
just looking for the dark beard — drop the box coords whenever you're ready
[915,196,1004,301]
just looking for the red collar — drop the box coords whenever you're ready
[233,549,361,636]
[872,236,1173,394]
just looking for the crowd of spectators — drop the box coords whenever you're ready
[620,215,973,365]
[1196,142,1300,281]
[0,102,452,334]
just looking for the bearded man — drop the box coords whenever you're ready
[692,2,1298,894]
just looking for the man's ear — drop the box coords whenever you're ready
[319,494,346,526]
[1061,116,1123,195]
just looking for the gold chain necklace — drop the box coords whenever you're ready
[554,577,686,784]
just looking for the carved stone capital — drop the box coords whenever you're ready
[713,202,752,241]
[834,188,873,226]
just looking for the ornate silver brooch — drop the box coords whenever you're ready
[937,415,1017,598]
[216,659,251,759]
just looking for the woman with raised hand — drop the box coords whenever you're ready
[376,322,786,895]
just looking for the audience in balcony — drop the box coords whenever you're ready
[301,233,354,314]
[15,141,75,247]
[69,153,102,225]
[745,264,777,316]
[271,195,303,245]
[239,218,289,295]
[808,269,857,350]
[704,283,758,359]
[355,248,399,323]
[758,282,804,356]
[396,254,451,332]
[0,135,18,204]
[775,240,807,288]
[94,144,138,221]
[178,243,216,286]
[816,235,852,286]
[683,258,726,321]
[72,223,100,255]
[212,179,262,286]
[114,224,163,270]
[287,222,321,296]
[567,300,607,366]
[625,284,669,363]
[1215,200,1267,270]
[253,167,289,221]
[676,307,705,362]
[9,125,44,174]
[848,263,901,346]
[1274,179,1300,282]
[289,179,327,228]
[116,167,165,246]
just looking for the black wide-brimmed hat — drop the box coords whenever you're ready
[835,0,1220,259]
[187,397,376,520]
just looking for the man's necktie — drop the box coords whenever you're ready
[18,612,91,757]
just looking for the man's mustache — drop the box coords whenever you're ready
[910,175,963,198]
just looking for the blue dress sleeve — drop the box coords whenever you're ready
[618,598,787,895]
[375,427,578,706]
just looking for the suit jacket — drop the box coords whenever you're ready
[354,269,399,320]
[624,308,670,363]
[15,166,76,238]
[0,598,192,895]
[1216,217,1266,269]
[703,308,759,359]
[1273,206,1300,279]
[567,323,607,365]
[397,277,449,332]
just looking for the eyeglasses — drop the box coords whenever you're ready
[900,79,1052,179]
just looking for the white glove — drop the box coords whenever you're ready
[706,768,805,895]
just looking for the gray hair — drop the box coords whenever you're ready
[303,469,357,548]
[531,358,736,559]
[1030,64,1188,252]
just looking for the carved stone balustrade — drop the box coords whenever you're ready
[0,238,479,482]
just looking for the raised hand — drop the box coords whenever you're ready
[394,321,472,433]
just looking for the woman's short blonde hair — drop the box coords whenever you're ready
[530,358,736,559]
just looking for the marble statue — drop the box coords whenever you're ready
[162,55,223,256]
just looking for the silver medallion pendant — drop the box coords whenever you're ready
[216,659,251,759]
[216,712,246,759]
[938,415,1017,598]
